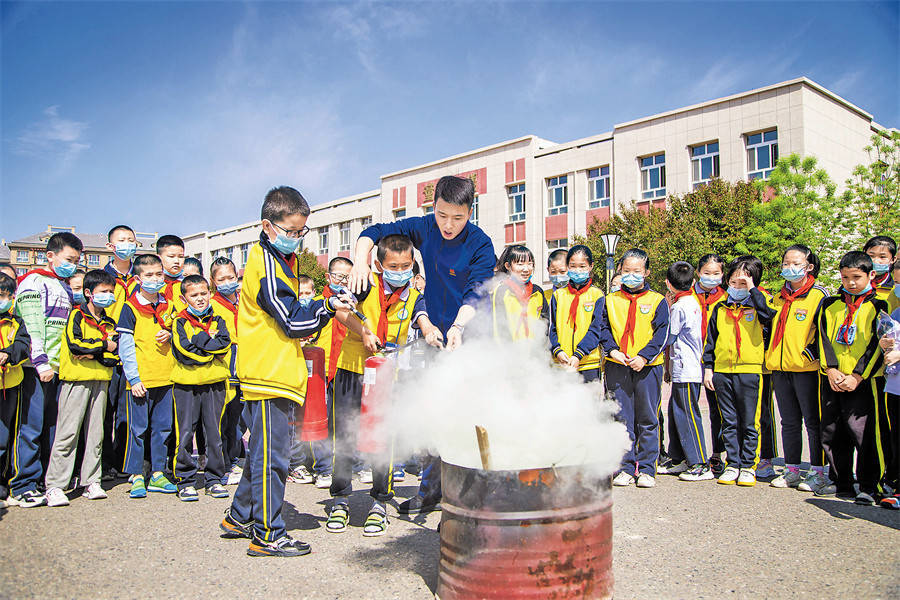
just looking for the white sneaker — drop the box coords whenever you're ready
[636,473,656,488]
[46,487,70,507]
[358,469,373,484]
[679,464,715,481]
[658,460,688,475]
[226,471,243,486]
[717,466,740,485]
[737,468,757,487]
[755,459,776,479]
[612,471,635,486]
[287,466,314,484]
[770,469,802,488]
[315,473,332,489]
[82,482,108,500]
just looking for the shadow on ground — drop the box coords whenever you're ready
[347,526,440,593]
[805,497,900,530]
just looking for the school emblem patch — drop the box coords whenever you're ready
[745,313,755,322]
[795,308,808,321]
[639,304,652,314]
[584,302,595,312]
[396,308,409,320]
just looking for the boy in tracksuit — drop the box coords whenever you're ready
[171,274,232,502]
[157,234,187,314]
[0,273,31,508]
[816,251,889,505]
[703,256,776,487]
[600,248,669,489]
[11,231,83,507]
[325,234,442,537]
[218,186,352,558]
[116,254,178,499]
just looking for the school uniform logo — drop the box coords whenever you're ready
[795,308,808,321]
[639,304,652,314]
[745,312,755,322]
[396,308,409,320]
[584,302,595,312]
[449,269,456,277]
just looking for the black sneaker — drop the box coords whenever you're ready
[247,535,311,557]
[854,491,875,506]
[397,495,441,514]
[220,508,253,539]
[708,456,725,477]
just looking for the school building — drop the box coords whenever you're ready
[184,77,894,284]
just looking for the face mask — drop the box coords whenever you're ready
[511,272,532,284]
[187,304,211,317]
[298,298,312,309]
[114,243,137,260]
[73,292,85,304]
[568,270,590,285]
[54,261,77,279]
[894,284,900,299]
[728,286,750,302]
[165,267,183,279]
[140,279,165,294]
[699,275,722,289]
[844,284,872,297]
[216,281,240,296]
[550,274,569,288]
[270,233,301,256]
[92,291,115,308]
[872,262,891,275]
[383,268,414,288]
[609,285,621,293]
[780,265,807,282]
[621,273,644,289]
[0,299,11,313]
[328,283,345,294]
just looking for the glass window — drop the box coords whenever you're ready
[35,251,47,265]
[15,250,29,264]
[547,175,568,216]
[470,196,479,225]
[508,184,526,222]
[747,129,778,180]
[241,243,249,266]
[588,166,610,209]
[423,205,434,215]
[318,227,329,255]
[691,142,720,189]
[16,267,26,276]
[87,254,100,266]
[547,238,568,250]
[640,153,666,199]
[360,216,372,229]
[393,208,406,220]
[338,222,351,252]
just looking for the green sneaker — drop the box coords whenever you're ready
[130,475,147,499]
[147,472,177,494]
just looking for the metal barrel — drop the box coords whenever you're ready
[436,461,613,600]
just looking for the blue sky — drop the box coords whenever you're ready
[2,1,897,243]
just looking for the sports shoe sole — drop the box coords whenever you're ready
[736,480,757,487]
[246,543,311,557]
[220,518,252,539]
[147,486,176,493]
[717,479,737,485]
[397,502,441,515]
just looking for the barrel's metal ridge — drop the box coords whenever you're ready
[436,462,613,600]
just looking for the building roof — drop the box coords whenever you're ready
[7,226,156,251]
[0,243,10,262]
[534,131,614,159]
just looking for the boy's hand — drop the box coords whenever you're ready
[446,325,464,352]
[838,373,863,392]
[609,350,629,364]
[423,326,444,348]
[565,355,580,370]
[627,355,647,371]
[349,263,372,295]
[73,354,91,360]
[362,329,380,354]
[879,336,895,351]
[826,368,845,392]
[106,340,118,352]
[555,351,570,366]
[131,382,147,398]
[155,330,171,344]
[0,351,7,366]
[39,370,55,382]
[703,370,715,391]
[885,349,900,366]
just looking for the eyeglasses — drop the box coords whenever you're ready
[271,222,310,239]
[329,273,350,283]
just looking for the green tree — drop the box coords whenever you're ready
[296,248,328,293]
[840,130,900,243]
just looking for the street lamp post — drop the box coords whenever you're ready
[600,233,621,292]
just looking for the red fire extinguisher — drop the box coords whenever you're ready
[357,354,394,454]
[299,346,328,442]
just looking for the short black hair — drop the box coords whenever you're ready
[328,256,353,271]
[297,274,315,288]
[566,245,593,266]
[783,244,820,278]
[863,235,897,258]
[621,248,650,270]
[47,232,83,254]
[377,234,415,263]
[84,269,116,293]
[107,225,135,241]
[156,235,184,253]
[726,255,763,286]
[547,249,568,268]
[434,175,475,208]
[666,261,694,291]
[839,250,874,273]
[413,261,421,276]
[210,256,237,280]
[261,186,310,222]
[133,253,162,274]
[183,257,203,276]
[181,274,209,293]
[0,273,15,296]
[496,245,534,273]
[698,254,725,271]
[69,269,86,279]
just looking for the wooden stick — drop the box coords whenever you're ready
[475,425,492,470]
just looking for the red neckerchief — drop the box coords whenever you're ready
[127,292,170,329]
[671,290,693,304]
[179,309,214,334]
[838,287,875,343]
[162,276,181,302]
[874,272,891,288]
[505,277,534,337]
[771,276,816,350]
[725,305,749,356]
[212,292,239,330]
[323,286,347,382]
[566,281,592,326]
[377,276,406,344]
[696,286,725,344]
[77,306,113,341]
[17,268,58,285]
[619,287,649,355]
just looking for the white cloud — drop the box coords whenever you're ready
[831,69,863,96]
[14,105,90,170]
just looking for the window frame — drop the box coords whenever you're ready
[640,153,666,200]
[507,183,526,223]
[547,175,568,216]
[746,129,778,180]
[690,142,720,189]
[317,227,329,256]
[338,221,351,252]
[587,166,611,209]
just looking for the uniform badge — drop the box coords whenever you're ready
[639,304,651,314]
[745,312,755,322]
[584,302,594,312]
[795,308,807,321]
[396,308,409,320]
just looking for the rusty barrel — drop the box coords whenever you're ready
[436,461,613,600]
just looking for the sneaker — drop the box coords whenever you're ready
[755,459,776,479]
[397,495,441,514]
[46,487,70,507]
[612,471,635,487]
[129,475,147,499]
[717,466,740,485]
[220,508,252,539]
[358,469,373,484]
[854,491,875,506]
[147,473,177,493]
[247,534,311,557]
[178,486,200,502]
[326,503,350,533]
[363,507,389,537]
[708,455,725,477]
[658,460,688,475]
[226,470,243,486]
[287,466,314,484]
[392,468,405,482]
[314,473,332,489]
[880,495,899,510]
[82,482,108,500]
[101,468,118,482]
[206,483,229,498]
[679,464,714,481]
[12,489,47,508]
[771,469,802,489]
[797,471,828,493]
[737,468,757,487]
[636,474,656,488]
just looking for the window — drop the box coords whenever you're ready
[240,244,249,266]
[223,247,233,262]
[16,267,26,276]
[508,184,526,222]
[393,208,406,220]
[423,205,434,215]
[588,167,610,209]
[640,153,666,200]
[547,176,568,215]
[87,254,100,266]
[318,227,329,255]
[470,196,479,225]
[338,222,351,252]
[360,216,372,229]
[547,238,568,250]
[35,252,47,265]
[15,250,29,264]
[691,142,720,189]
[746,129,778,180]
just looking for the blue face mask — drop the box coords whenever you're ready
[609,285,621,293]
[114,243,137,260]
[187,304,211,318]
[271,234,301,256]
[216,281,240,296]
[728,286,750,302]
[843,284,872,297]
[568,270,591,285]
[383,269,414,288]
[0,299,11,313]
[54,261,77,279]
[140,279,165,294]
[621,273,644,289]
[92,291,115,308]
[165,267,183,279]
[872,262,891,275]
[699,275,722,289]
[780,265,807,282]
[298,298,312,309]
[550,274,569,288]
[328,283,345,294]
[73,292,85,304]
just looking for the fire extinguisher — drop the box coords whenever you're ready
[357,353,394,454]
[298,345,328,442]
